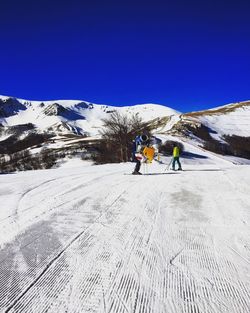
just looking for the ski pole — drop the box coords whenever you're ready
[164,157,173,172]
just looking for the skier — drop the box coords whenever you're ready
[132,134,150,175]
[172,144,182,171]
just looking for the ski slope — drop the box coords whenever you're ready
[0,155,250,312]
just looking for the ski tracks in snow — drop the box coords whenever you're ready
[0,165,250,312]
[0,169,132,311]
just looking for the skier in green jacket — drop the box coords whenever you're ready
[172,144,182,171]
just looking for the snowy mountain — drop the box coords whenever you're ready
[0,95,250,172]
[0,95,179,137]
[1,95,249,140]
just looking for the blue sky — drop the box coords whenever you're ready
[0,0,249,112]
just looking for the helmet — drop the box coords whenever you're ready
[140,134,148,142]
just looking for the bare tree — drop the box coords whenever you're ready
[98,111,150,163]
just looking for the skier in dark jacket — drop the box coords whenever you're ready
[132,134,149,175]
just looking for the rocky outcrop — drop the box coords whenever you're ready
[0,98,27,117]
[42,103,85,120]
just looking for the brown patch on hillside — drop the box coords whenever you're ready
[143,116,171,132]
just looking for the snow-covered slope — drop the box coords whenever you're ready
[156,100,250,161]
[0,96,179,137]
[184,100,250,138]
[0,160,249,312]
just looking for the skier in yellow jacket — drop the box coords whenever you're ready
[172,144,182,171]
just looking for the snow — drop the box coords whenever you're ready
[0,149,249,312]
[0,95,180,137]
[185,101,250,138]
[1,95,250,145]
[119,103,180,119]
[1,95,250,311]
[199,106,250,137]
[0,134,11,142]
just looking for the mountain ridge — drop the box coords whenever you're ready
[0,95,250,172]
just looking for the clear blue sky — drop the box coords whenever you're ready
[0,0,249,112]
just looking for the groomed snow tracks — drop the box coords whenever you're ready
[0,167,250,312]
